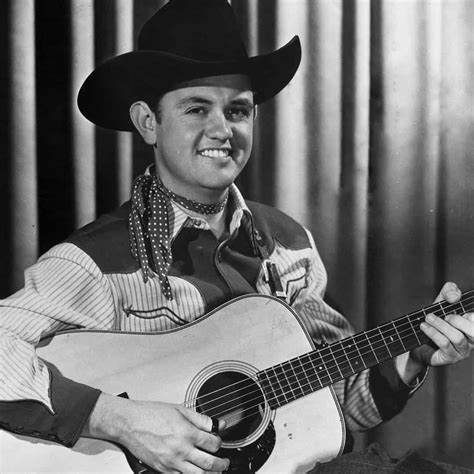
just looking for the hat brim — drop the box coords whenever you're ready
[77,36,301,131]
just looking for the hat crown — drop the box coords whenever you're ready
[138,0,248,62]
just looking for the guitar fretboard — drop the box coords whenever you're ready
[257,291,474,409]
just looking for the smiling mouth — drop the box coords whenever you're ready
[198,148,233,158]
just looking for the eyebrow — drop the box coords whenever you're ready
[176,95,255,109]
[229,98,255,109]
[176,96,212,108]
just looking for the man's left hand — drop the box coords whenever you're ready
[395,282,474,385]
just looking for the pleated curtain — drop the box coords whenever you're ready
[1,0,473,468]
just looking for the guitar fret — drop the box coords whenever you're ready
[269,366,288,407]
[321,352,334,384]
[287,360,305,399]
[308,353,324,388]
[257,291,473,410]
[392,321,407,352]
[311,351,333,384]
[377,327,392,359]
[449,301,464,315]
[432,302,446,319]
[382,323,405,356]
[327,344,344,380]
[351,333,375,367]
[279,363,297,402]
[352,337,367,370]
[258,372,278,408]
[408,314,422,346]
[332,340,355,378]
[300,355,318,392]
[341,340,355,374]
[365,332,379,363]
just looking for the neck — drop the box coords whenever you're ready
[153,171,229,205]
[177,203,228,238]
[153,174,229,216]
[257,290,474,410]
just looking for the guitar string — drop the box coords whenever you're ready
[183,294,474,414]
[205,296,474,429]
[189,297,474,422]
[183,294,474,415]
[184,295,474,415]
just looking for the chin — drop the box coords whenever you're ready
[202,170,240,188]
[200,177,236,195]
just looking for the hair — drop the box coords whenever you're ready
[153,94,164,124]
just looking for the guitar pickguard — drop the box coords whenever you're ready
[218,420,276,473]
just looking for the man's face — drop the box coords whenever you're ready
[153,74,254,202]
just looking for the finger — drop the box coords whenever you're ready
[179,461,225,474]
[435,282,461,303]
[420,320,462,362]
[211,417,226,434]
[445,313,474,343]
[194,430,222,453]
[180,406,214,432]
[178,462,204,474]
[425,313,469,351]
[180,407,227,435]
[188,449,230,472]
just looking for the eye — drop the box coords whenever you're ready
[186,106,207,115]
[226,107,253,121]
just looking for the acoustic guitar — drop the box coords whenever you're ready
[1,291,472,473]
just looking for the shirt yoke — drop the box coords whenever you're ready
[65,199,312,276]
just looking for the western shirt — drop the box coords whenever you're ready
[0,184,421,446]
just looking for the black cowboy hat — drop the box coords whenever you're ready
[78,0,301,131]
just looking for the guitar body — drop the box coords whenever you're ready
[1,295,345,473]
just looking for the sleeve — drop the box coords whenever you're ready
[292,229,426,432]
[0,243,117,446]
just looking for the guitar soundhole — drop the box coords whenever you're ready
[195,371,264,443]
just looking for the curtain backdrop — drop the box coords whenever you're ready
[1,0,472,468]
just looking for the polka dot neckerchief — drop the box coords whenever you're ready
[128,172,228,300]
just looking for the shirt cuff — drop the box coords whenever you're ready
[369,359,427,421]
[0,363,101,447]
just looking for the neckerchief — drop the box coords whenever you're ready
[128,172,228,300]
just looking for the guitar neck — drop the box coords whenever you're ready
[258,290,474,409]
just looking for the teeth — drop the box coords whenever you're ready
[199,149,230,158]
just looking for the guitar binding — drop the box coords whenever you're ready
[185,360,276,472]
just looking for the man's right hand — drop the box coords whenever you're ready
[83,393,230,473]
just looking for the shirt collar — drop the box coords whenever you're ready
[169,183,255,244]
[143,164,257,251]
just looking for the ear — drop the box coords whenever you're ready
[129,101,157,146]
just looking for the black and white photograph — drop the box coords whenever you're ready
[0,0,473,472]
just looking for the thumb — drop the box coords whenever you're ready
[179,407,226,433]
[435,282,461,303]
[179,406,213,432]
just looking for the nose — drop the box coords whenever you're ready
[205,111,233,141]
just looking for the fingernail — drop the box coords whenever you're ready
[426,314,435,322]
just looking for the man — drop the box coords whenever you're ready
[0,0,473,472]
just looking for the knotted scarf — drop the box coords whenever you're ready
[128,172,228,300]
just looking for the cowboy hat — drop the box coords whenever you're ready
[77,0,301,131]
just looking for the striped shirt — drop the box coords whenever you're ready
[0,183,421,439]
